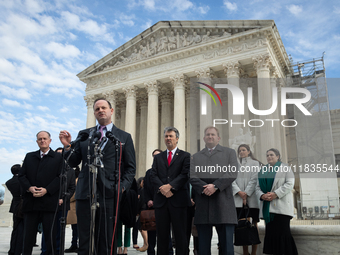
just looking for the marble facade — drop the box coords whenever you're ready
[78,20,291,177]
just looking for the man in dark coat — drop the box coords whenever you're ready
[19,131,62,255]
[190,126,238,255]
[6,164,24,255]
[151,126,191,255]
[59,98,136,255]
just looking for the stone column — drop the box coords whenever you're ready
[104,91,117,124]
[170,74,188,150]
[120,100,126,131]
[145,80,160,169]
[270,67,283,158]
[278,79,288,163]
[220,90,229,147]
[186,83,198,154]
[159,88,172,151]
[195,67,215,150]
[223,61,243,151]
[253,54,276,162]
[84,95,96,128]
[123,86,138,144]
[138,92,148,176]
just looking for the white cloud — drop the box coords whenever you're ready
[0,85,32,100]
[37,106,50,112]
[119,13,135,26]
[94,43,113,57]
[60,11,114,43]
[60,107,68,113]
[287,4,303,15]
[197,5,210,14]
[45,42,81,59]
[143,0,156,10]
[2,99,21,107]
[224,0,237,11]
[0,100,32,111]
[141,19,153,30]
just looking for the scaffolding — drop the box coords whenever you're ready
[287,55,339,217]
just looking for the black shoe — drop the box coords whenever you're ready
[33,244,39,247]
[64,246,78,253]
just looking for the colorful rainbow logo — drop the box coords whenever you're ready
[197,82,223,106]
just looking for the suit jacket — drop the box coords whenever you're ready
[190,144,238,225]
[6,175,22,214]
[19,149,62,212]
[67,124,136,200]
[255,163,295,218]
[150,149,191,208]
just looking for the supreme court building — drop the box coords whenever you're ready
[77,20,339,215]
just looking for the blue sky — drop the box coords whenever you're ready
[0,0,340,184]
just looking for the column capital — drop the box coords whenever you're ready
[84,95,95,107]
[103,91,117,102]
[185,83,199,98]
[160,88,173,102]
[145,80,160,95]
[123,85,138,99]
[252,54,272,72]
[138,90,148,107]
[195,67,215,79]
[170,74,189,90]
[270,66,279,78]
[222,61,243,78]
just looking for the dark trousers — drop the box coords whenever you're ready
[155,201,187,255]
[132,217,139,245]
[23,211,56,255]
[186,206,195,255]
[41,210,68,255]
[147,230,174,255]
[8,214,24,255]
[70,224,78,247]
[77,198,115,255]
[196,224,234,255]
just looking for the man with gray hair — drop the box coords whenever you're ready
[151,127,191,255]
[19,131,62,255]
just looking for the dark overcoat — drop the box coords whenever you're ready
[19,149,62,212]
[190,144,238,225]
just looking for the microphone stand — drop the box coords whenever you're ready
[88,143,104,255]
[105,133,121,255]
[59,155,69,255]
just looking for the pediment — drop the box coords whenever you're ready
[78,20,274,79]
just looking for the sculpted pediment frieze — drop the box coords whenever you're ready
[87,26,262,76]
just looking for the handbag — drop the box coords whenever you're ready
[140,209,156,231]
[234,204,261,246]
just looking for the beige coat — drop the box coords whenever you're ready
[67,178,77,225]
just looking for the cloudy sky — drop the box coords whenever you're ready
[0,0,339,184]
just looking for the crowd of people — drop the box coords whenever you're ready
[4,98,298,255]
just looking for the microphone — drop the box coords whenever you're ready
[106,131,121,142]
[98,137,108,149]
[69,132,89,148]
[92,131,102,145]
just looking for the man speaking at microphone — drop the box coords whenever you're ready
[59,98,136,255]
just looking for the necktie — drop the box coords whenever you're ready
[168,151,172,166]
[209,149,213,154]
[41,153,46,158]
[99,125,105,141]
